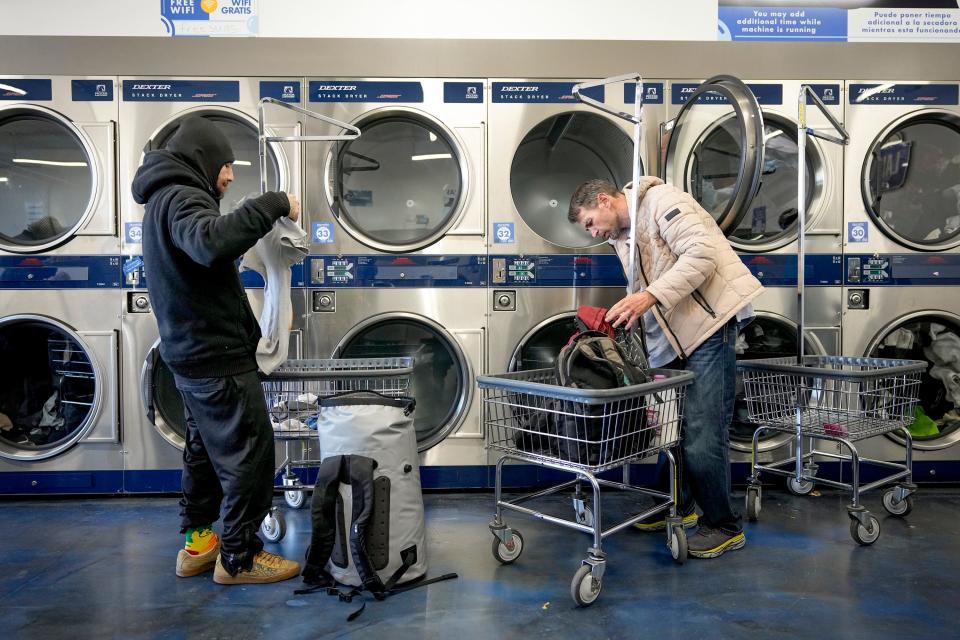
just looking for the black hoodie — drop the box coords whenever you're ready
[132,116,290,378]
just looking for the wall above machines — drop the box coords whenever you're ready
[0,36,958,81]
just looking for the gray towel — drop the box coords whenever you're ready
[241,216,309,374]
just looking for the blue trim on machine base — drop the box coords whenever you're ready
[0,471,123,495]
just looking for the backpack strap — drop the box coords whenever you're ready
[346,455,386,597]
[300,455,344,588]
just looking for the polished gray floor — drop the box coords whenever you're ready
[1,488,958,639]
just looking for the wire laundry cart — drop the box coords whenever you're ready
[739,355,924,544]
[479,367,694,606]
[258,357,413,542]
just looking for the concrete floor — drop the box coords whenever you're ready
[1,488,958,640]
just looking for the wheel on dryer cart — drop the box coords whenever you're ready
[261,510,286,543]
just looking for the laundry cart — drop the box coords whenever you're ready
[739,355,924,544]
[259,357,413,542]
[479,367,694,606]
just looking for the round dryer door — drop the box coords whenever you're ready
[148,110,284,215]
[863,112,960,251]
[732,314,822,453]
[695,114,822,251]
[336,315,471,452]
[142,344,187,450]
[327,110,466,253]
[509,314,578,372]
[0,106,99,253]
[0,317,103,460]
[868,313,960,451]
[662,75,765,236]
[511,112,634,249]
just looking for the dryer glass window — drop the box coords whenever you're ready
[733,317,816,444]
[691,119,815,245]
[152,356,187,446]
[511,113,634,249]
[870,317,960,444]
[331,116,462,248]
[866,119,960,249]
[0,320,96,458]
[340,319,465,450]
[512,317,577,371]
[0,111,94,250]
[152,114,281,215]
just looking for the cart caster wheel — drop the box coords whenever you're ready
[575,505,594,528]
[849,513,881,546]
[260,511,286,543]
[669,524,687,564]
[492,530,524,564]
[787,477,815,496]
[571,564,602,607]
[746,485,762,522]
[284,489,307,509]
[882,489,914,517]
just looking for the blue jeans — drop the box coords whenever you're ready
[659,317,741,534]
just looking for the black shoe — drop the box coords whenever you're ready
[687,526,746,558]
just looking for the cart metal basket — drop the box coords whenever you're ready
[738,355,925,545]
[480,367,694,606]
[258,357,413,541]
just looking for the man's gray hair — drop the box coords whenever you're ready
[567,179,621,223]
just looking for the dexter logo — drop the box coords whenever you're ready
[317,85,357,91]
[133,84,172,90]
[858,87,895,94]
[501,86,538,92]
[680,87,697,94]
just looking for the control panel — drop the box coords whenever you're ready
[845,254,960,286]
[306,255,486,288]
[489,255,626,287]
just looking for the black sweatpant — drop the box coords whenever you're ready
[174,370,275,572]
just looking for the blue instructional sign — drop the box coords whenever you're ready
[671,82,784,105]
[624,82,664,105]
[259,81,300,102]
[71,80,114,102]
[443,82,484,104]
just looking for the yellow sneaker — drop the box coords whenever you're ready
[213,550,301,585]
[175,536,220,577]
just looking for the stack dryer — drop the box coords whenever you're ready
[118,77,305,491]
[485,78,666,484]
[660,78,845,469]
[301,79,488,485]
[842,81,960,480]
[0,76,122,493]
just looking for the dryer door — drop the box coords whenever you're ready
[661,75,764,236]
[0,105,114,253]
[868,313,960,451]
[0,316,116,461]
[326,109,468,253]
[336,314,472,452]
[509,313,578,372]
[732,314,825,453]
[142,342,187,450]
[147,108,287,216]
[510,112,636,249]
[863,111,960,251]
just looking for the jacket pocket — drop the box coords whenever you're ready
[691,289,718,319]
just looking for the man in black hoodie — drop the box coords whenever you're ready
[132,116,300,584]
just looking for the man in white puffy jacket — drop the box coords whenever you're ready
[569,177,763,558]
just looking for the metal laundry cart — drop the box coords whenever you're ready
[258,357,413,542]
[737,85,926,545]
[480,366,693,606]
